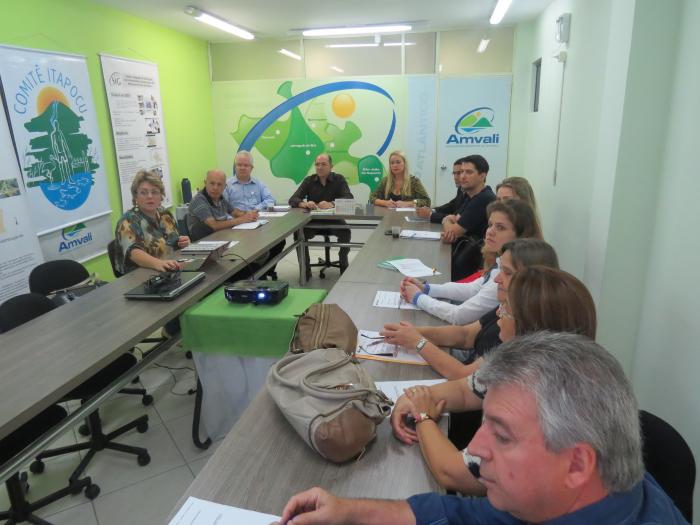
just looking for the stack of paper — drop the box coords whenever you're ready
[232,219,269,230]
[309,208,335,215]
[356,330,428,365]
[377,256,405,270]
[273,205,291,212]
[399,230,442,240]
[372,290,418,310]
[258,211,287,218]
[387,258,441,278]
[169,497,279,525]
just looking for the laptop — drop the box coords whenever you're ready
[124,271,205,301]
[177,241,230,271]
[177,250,220,272]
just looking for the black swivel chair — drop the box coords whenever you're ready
[307,234,342,279]
[639,410,695,522]
[2,293,152,489]
[0,294,98,524]
[28,259,153,408]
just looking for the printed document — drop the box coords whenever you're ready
[399,230,442,240]
[375,379,447,404]
[387,258,441,278]
[372,290,418,310]
[258,211,287,218]
[168,497,279,525]
[232,220,269,230]
[393,207,416,212]
[356,330,427,365]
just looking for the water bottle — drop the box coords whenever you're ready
[181,178,192,204]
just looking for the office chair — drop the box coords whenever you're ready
[1,293,152,488]
[187,221,213,243]
[307,234,342,279]
[0,294,98,524]
[451,235,483,281]
[28,258,153,408]
[639,410,695,522]
[107,239,123,278]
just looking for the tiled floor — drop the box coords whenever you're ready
[0,243,355,525]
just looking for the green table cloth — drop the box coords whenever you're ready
[181,287,327,357]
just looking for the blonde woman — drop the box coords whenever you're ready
[370,151,430,208]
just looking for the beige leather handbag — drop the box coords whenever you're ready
[267,348,392,463]
[290,304,358,356]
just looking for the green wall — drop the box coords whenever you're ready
[0,0,216,280]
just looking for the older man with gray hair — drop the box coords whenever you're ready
[274,332,688,525]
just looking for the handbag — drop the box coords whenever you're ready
[290,303,358,355]
[267,348,393,463]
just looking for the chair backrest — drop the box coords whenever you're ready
[640,409,696,522]
[28,259,90,295]
[188,221,214,242]
[0,293,57,333]
[107,239,123,278]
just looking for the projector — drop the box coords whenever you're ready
[224,280,289,305]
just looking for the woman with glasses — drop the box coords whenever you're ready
[114,169,190,275]
[389,266,597,495]
[381,238,558,380]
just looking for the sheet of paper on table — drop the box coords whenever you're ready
[393,207,416,212]
[387,258,441,278]
[372,290,418,310]
[356,330,428,365]
[375,379,447,404]
[405,216,429,222]
[258,211,287,218]
[168,497,280,525]
[273,205,291,212]
[399,230,442,241]
[232,220,269,230]
[309,208,335,215]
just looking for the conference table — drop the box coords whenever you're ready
[171,206,454,518]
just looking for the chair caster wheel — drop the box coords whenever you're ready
[78,424,91,436]
[142,394,154,406]
[319,273,326,279]
[136,420,149,433]
[137,452,151,466]
[29,460,45,474]
[185,351,192,359]
[84,483,100,500]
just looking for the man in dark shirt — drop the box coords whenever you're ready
[289,154,354,278]
[442,154,496,244]
[416,158,467,224]
[273,333,688,525]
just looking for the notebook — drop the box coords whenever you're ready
[124,271,205,301]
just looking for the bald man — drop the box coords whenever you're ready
[186,169,257,240]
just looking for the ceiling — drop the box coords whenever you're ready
[91,0,553,42]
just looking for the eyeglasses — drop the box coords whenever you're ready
[137,189,162,197]
[497,302,514,320]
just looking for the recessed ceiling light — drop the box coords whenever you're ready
[303,24,412,37]
[325,43,379,48]
[490,0,512,25]
[184,6,254,40]
[477,39,490,53]
[330,66,345,73]
[278,48,302,60]
[383,42,416,47]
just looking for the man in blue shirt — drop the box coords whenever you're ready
[273,332,688,525]
[225,150,283,279]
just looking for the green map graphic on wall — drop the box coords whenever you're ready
[231,81,387,190]
[23,100,99,211]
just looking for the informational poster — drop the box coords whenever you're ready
[0,45,112,264]
[435,76,512,203]
[99,54,172,211]
[0,107,44,303]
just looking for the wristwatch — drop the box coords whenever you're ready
[415,337,428,354]
[416,412,432,424]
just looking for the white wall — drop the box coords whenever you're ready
[511,0,698,518]
[631,0,700,517]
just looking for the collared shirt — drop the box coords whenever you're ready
[114,207,180,275]
[186,190,235,233]
[224,176,275,211]
[288,172,354,207]
[431,188,466,224]
[456,185,496,237]
[408,473,688,525]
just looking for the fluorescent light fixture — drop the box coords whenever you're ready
[184,6,254,40]
[303,24,411,37]
[383,42,416,47]
[325,43,379,48]
[278,48,302,60]
[490,0,512,25]
[330,65,345,73]
[477,39,490,53]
